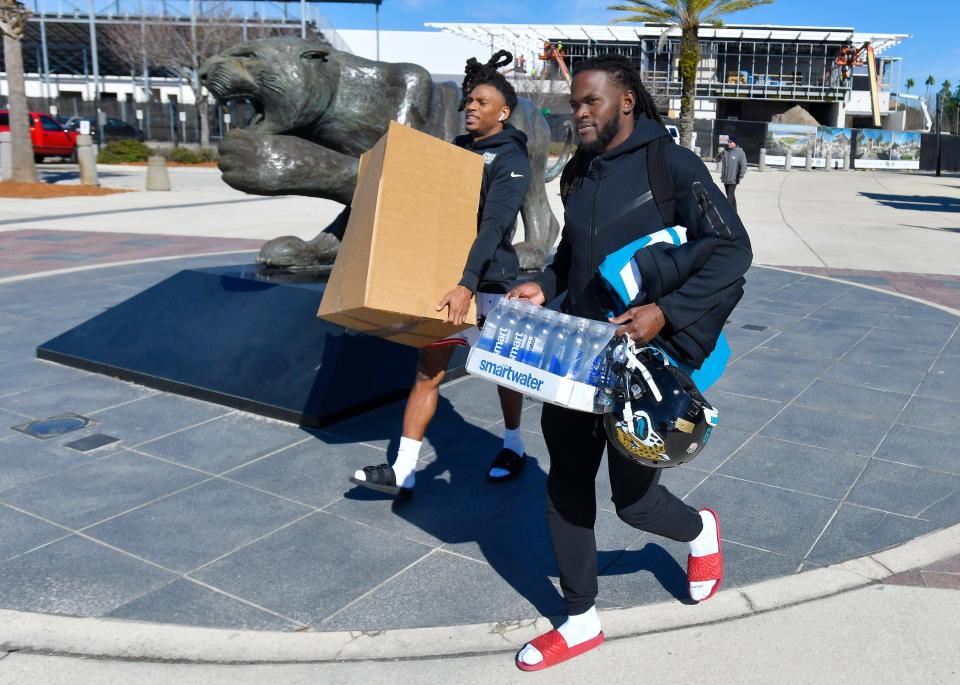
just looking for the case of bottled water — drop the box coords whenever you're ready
[467,300,619,413]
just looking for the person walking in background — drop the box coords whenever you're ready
[720,135,747,212]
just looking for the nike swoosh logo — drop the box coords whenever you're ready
[510,172,524,178]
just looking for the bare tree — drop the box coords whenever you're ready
[103,18,162,137]
[519,71,569,114]
[103,20,150,86]
[138,3,243,148]
[1,0,37,182]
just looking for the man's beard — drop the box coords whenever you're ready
[578,110,621,156]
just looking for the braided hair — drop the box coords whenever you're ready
[459,50,519,115]
[560,54,663,202]
[572,54,663,124]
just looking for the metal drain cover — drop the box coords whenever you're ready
[12,413,91,439]
[65,434,119,452]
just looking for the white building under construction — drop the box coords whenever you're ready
[423,23,911,130]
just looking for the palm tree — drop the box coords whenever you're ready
[0,0,38,182]
[905,78,915,93]
[608,0,775,149]
[924,75,935,101]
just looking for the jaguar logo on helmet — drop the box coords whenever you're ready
[611,409,669,462]
[601,339,718,469]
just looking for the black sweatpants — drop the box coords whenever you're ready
[542,403,703,615]
[724,183,738,212]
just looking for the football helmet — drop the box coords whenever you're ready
[600,339,719,468]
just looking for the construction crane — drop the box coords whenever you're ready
[835,41,882,127]
[891,92,933,132]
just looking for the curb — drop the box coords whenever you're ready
[2,522,959,664]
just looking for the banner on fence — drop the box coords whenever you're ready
[815,127,853,168]
[854,130,921,169]
[764,124,817,167]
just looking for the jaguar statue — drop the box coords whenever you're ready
[199,37,573,270]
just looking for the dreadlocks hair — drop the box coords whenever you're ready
[560,54,664,203]
[458,50,519,115]
[572,53,663,125]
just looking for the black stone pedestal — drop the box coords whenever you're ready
[37,264,464,427]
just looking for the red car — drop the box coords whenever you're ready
[0,110,78,162]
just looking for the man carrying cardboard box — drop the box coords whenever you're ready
[349,51,533,498]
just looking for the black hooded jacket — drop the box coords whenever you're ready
[454,124,532,293]
[531,116,753,368]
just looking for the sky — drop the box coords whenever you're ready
[318,0,960,91]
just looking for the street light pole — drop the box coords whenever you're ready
[935,91,942,177]
[86,0,102,148]
[139,0,151,139]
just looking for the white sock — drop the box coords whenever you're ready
[517,606,601,666]
[353,436,420,489]
[689,509,720,601]
[490,428,526,478]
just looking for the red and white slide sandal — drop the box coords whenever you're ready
[687,507,723,602]
[515,629,605,672]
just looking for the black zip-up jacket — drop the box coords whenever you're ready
[454,124,532,292]
[532,117,753,368]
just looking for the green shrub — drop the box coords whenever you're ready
[168,146,218,164]
[96,139,153,163]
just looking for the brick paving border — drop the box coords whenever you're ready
[0,229,263,278]
[778,266,960,311]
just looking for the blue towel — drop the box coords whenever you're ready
[597,227,688,312]
[597,227,728,389]
[660,334,729,391]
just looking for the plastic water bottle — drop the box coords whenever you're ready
[492,300,521,357]
[522,308,556,367]
[576,322,617,385]
[476,301,507,352]
[500,300,530,361]
[505,302,534,361]
[544,313,573,375]
[563,319,591,379]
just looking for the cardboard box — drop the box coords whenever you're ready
[317,121,483,347]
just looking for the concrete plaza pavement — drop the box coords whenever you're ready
[0,163,958,680]
[5,257,957,633]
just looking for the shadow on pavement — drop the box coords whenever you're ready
[598,544,694,605]
[899,224,960,233]
[861,192,960,213]
[325,393,687,623]
[332,396,565,622]
[39,170,128,184]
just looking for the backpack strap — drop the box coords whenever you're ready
[647,135,676,227]
[559,152,589,207]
